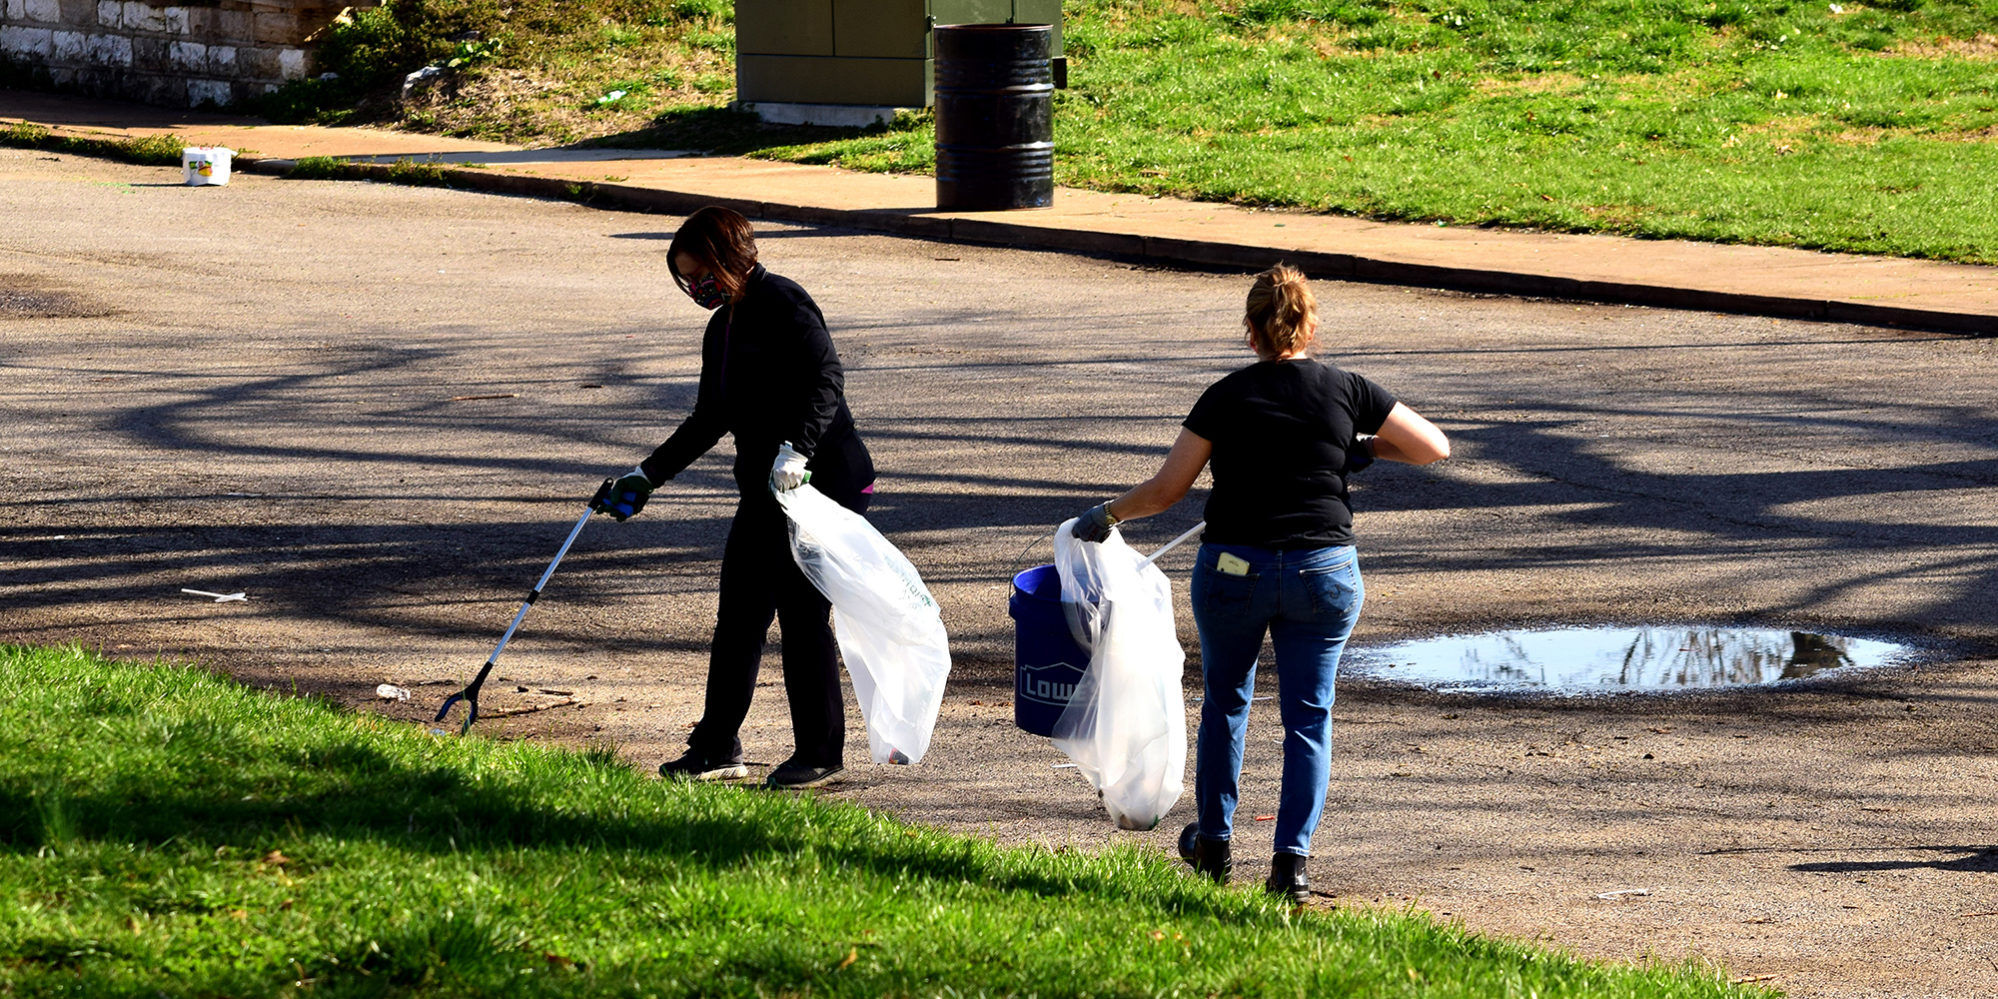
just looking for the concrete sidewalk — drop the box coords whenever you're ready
[9,87,1996,334]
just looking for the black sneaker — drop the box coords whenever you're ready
[766,760,844,789]
[1266,852,1311,905]
[1177,822,1232,884]
[657,751,748,782]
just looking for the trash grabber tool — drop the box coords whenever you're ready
[436,482,608,734]
[1143,521,1206,566]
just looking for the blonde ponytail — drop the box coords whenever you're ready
[1244,264,1317,358]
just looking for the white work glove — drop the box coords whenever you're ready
[770,441,810,492]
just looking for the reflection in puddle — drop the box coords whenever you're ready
[1346,626,1914,693]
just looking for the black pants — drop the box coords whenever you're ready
[687,487,869,768]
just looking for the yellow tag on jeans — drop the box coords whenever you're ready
[1216,553,1251,576]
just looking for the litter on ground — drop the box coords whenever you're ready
[180,589,246,602]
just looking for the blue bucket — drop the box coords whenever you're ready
[1009,564,1090,737]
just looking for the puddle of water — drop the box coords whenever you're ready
[1346,626,1915,693]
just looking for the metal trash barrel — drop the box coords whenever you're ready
[933,23,1054,211]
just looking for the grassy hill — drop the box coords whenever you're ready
[249,0,1998,264]
[1,644,1776,997]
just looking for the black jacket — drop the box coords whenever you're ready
[641,265,874,501]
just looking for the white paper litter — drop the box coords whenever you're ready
[180,588,246,602]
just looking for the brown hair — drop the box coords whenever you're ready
[667,206,759,300]
[1243,263,1317,358]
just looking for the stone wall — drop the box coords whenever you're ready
[0,0,367,107]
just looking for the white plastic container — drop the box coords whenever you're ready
[181,146,234,186]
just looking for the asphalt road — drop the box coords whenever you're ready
[7,147,1998,999]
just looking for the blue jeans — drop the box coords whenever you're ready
[1189,543,1363,857]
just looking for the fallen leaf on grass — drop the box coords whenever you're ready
[836,948,857,970]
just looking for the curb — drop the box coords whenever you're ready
[239,155,1996,337]
[0,140,1918,335]
[8,110,1992,336]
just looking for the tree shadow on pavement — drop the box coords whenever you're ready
[1789,846,1998,875]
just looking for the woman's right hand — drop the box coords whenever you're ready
[1345,437,1377,473]
[1071,503,1119,543]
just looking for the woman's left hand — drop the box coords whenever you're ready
[771,442,811,491]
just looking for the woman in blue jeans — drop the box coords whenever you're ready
[1072,264,1450,902]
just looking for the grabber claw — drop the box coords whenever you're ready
[588,476,616,512]
[435,497,598,735]
[433,672,489,735]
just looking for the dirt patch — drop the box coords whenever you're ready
[0,274,111,319]
[1472,72,1591,96]
[1938,123,1998,143]
[394,52,733,147]
[1887,33,1998,60]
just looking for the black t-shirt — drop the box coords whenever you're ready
[1183,358,1398,549]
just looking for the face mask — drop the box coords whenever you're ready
[686,272,728,310]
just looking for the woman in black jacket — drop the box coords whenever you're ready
[597,206,875,789]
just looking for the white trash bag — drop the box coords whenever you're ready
[1048,522,1187,830]
[774,484,951,765]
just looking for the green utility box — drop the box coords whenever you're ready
[736,0,1063,119]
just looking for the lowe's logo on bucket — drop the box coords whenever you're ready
[1018,662,1080,706]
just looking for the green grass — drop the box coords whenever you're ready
[257,0,1998,264]
[0,122,187,165]
[0,644,1774,998]
[757,0,1998,262]
[285,154,362,180]
[384,157,454,186]
[283,155,489,188]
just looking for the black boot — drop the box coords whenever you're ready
[1177,822,1232,884]
[1265,852,1310,905]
